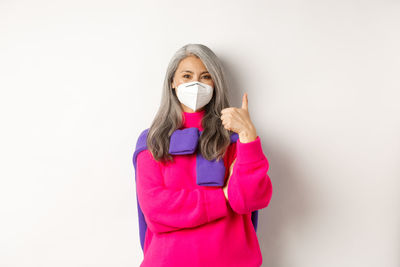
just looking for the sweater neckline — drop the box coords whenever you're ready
[181,109,205,130]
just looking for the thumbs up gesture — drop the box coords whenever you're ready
[220,93,258,143]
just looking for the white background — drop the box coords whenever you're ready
[1,0,399,266]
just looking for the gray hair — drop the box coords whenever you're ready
[147,43,233,163]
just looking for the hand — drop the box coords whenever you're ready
[223,158,236,201]
[220,93,258,143]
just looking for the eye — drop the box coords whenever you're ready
[183,74,191,78]
[202,75,212,79]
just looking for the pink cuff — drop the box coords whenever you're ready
[236,136,266,164]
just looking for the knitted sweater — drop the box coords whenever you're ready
[135,109,273,267]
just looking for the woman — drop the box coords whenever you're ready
[133,43,273,266]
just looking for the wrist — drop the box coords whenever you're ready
[239,126,257,143]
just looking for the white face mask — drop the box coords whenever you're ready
[174,81,214,112]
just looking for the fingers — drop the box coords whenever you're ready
[241,93,248,110]
[221,93,248,113]
[220,107,233,114]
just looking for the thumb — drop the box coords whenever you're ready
[241,93,248,110]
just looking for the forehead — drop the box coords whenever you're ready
[176,56,208,71]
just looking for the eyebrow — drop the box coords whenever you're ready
[181,70,210,75]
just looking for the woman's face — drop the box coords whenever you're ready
[171,55,215,112]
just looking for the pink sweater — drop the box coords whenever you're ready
[136,109,273,267]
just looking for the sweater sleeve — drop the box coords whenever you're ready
[227,136,273,215]
[136,149,229,234]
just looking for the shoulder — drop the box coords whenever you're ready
[136,128,150,149]
[137,149,157,166]
[132,128,152,168]
[135,128,162,165]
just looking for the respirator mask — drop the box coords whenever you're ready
[174,81,214,112]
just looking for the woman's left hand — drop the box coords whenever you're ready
[220,93,258,143]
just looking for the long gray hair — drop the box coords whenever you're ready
[147,43,233,163]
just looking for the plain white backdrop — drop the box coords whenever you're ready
[0,0,399,266]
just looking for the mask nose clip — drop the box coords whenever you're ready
[186,81,201,87]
